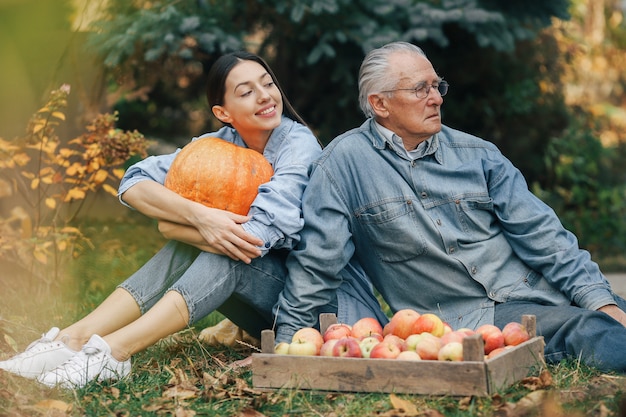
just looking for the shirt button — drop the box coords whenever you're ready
[449,247,455,254]
[471,266,478,274]
[489,291,495,298]
[436,219,442,226]
[421,192,428,198]
[455,199,460,204]
[264,242,271,248]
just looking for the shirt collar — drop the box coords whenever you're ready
[373,120,439,161]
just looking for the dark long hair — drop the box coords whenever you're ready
[206,51,306,126]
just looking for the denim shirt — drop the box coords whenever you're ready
[118,117,322,254]
[274,118,615,340]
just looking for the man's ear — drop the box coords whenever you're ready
[368,93,390,118]
[212,105,232,124]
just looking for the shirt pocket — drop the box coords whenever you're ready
[455,196,495,237]
[355,198,427,262]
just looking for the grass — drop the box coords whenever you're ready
[1,216,626,416]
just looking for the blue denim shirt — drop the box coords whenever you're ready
[274,118,615,340]
[118,117,322,254]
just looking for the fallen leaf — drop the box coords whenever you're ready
[237,408,267,417]
[34,399,72,412]
[389,393,419,416]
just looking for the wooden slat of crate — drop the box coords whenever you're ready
[486,337,545,393]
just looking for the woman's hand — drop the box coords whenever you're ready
[158,209,263,263]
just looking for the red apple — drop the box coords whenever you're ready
[382,334,407,352]
[332,337,362,358]
[351,317,384,340]
[486,346,507,359]
[323,323,353,341]
[287,339,318,356]
[438,341,463,361]
[409,333,442,360]
[292,327,324,353]
[359,336,381,358]
[411,313,445,337]
[475,324,505,354]
[319,339,339,357]
[369,341,402,359]
[501,322,530,346]
[440,330,467,347]
[386,309,421,339]
[396,350,422,361]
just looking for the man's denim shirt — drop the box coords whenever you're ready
[275,118,616,339]
[118,117,322,255]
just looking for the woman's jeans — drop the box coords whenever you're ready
[118,240,309,338]
[495,295,626,373]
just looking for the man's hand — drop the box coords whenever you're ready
[598,304,626,327]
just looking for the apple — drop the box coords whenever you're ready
[292,327,324,353]
[351,317,384,340]
[443,322,453,334]
[411,313,445,337]
[274,342,290,355]
[438,341,463,361]
[409,333,442,360]
[319,339,339,357]
[501,322,530,346]
[382,334,407,352]
[386,309,421,339]
[396,350,422,361]
[486,346,507,359]
[332,337,362,358]
[440,330,467,347]
[323,323,353,341]
[475,324,505,354]
[359,336,381,358]
[369,341,402,359]
[287,339,318,356]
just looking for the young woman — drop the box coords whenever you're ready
[0,52,387,389]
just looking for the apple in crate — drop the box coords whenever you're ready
[323,323,352,341]
[287,339,319,356]
[406,332,442,360]
[369,340,402,359]
[292,327,324,353]
[384,309,421,339]
[411,313,445,337]
[359,336,381,358]
[274,342,290,355]
[438,341,463,361]
[475,324,505,354]
[332,337,362,358]
[396,350,422,361]
[319,339,339,357]
[502,322,530,346]
[351,317,384,340]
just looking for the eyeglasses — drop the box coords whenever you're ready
[381,80,449,99]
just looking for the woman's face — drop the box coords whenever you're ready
[213,60,284,143]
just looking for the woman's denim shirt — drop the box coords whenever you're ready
[275,118,615,340]
[118,117,322,255]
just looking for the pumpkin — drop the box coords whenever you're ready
[164,136,273,215]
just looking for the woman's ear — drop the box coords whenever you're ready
[368,93,390,118]
[212,105,232,124]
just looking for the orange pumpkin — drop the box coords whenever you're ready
[164,136,274,215]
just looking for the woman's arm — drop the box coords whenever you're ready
[123,180,263,263]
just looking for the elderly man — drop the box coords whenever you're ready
[274,41,626,372]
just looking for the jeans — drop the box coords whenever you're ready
[119,240,322,338]
[494,295,626,373]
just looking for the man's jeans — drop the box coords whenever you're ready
[495,295,626,372]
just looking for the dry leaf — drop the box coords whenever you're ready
[34,399,72,412]
[237,408,267,417]
[389,393,419,416]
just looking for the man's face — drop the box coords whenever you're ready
[370,51,444,148]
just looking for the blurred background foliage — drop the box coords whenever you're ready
[1,0,625,265]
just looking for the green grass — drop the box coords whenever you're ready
[1,216,626,416]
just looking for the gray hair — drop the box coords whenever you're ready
[358,42,427,118]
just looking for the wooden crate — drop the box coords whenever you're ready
[251,314,545,396]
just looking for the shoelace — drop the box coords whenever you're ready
[53,346,103,377]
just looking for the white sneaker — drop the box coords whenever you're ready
[37,334,131,389]
[0,327,77,379]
